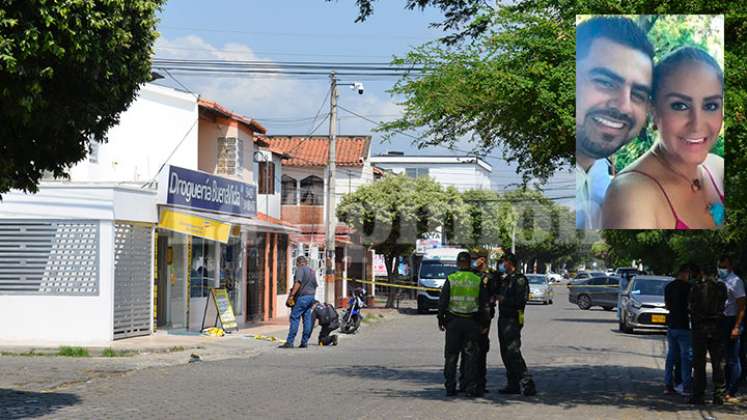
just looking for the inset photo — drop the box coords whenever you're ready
[576,15,724,230]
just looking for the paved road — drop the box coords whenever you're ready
[3,287,746,419]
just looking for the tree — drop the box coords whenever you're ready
[334,0,746,184]
[337,174,465,307]
[0,1,164,196]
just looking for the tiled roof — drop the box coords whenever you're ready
[264,136,371,167]
[198,99,268,142]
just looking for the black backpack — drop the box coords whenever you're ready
[689,279,727,323]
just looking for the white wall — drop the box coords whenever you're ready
[67,83,198,183]
[255,152,282,219]
[0,220,115,346]
[373,162,492,192]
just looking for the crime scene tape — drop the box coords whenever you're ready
[242,334,287,344]
[351,279,441,292]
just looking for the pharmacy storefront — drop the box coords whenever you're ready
[155,166,294,331]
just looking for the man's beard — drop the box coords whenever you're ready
[576,109,638,159]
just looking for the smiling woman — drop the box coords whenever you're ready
[602,46,724,229]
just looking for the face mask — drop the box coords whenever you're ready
[498,262,506,273]
[718,268,729,279]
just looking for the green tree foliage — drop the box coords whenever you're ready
[0,0,164,196]
[337,174,466,307]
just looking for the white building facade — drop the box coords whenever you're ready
[368,153,493,192]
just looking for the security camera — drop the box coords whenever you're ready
[352,82,364,95]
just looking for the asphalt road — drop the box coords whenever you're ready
[3,286,746,419]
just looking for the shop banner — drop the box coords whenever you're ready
[165,165,256,217]
[159,208,231,243]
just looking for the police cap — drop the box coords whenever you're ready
[457,252,471,263]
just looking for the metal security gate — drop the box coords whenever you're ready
[113,222,153,339]
[0,221,99,296]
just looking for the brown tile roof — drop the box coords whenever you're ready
[264,136,371,167]
[198,99,268,143]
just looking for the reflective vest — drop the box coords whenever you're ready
[447,270,481,315]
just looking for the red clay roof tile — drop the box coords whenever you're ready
[264,136,371,167]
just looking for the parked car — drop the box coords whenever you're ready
[619,275,673,333]
[527,274,553,305]
[568,276,621,310]
[545,272,563,283]
[615,267,643,279]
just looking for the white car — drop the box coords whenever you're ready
[546,272,563,283]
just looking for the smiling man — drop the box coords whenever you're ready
[576,17,654,229]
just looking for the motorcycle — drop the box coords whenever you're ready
[339,287,366,334]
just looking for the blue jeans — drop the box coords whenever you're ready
[665,328,692,389]
[722,317,742,395]
[286,295,315,346]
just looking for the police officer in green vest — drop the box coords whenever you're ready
[438,251,490,397]
[497,252,537,396]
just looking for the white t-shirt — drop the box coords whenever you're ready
[721,272,746,317]
[576,159,612,229]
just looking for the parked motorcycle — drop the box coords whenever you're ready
[339,287,366,334]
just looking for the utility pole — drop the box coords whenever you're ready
[325,72,338,305]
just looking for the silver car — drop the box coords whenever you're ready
[527,274,553,305]
[619,275,673,333]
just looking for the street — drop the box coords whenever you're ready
[2,286,745,419]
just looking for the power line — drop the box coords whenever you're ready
[158,25,432,41]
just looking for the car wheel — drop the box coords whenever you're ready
[549,299,553,305]
[577,294,592,310]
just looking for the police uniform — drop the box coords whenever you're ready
[459,268,498,393]
[497,269,536,395]
[688,275,728,404]
[438,265,490,396]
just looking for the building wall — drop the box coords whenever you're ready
[67,84,199,182]
[373,162,492,192]
[0,220,115,345]
[254,152,282,220]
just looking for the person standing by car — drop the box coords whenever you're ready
[496,252,536,396]
[688,264,728,405]
[717,255,746,401]
[280,256,318,349]
[437,252,490,397]
[664,264,693,396]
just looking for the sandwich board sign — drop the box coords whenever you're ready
[201,288,239,332]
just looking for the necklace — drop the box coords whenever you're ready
[651,145,702,192]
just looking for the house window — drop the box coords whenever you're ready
[258,161,275,194]
[281,175,297,205]
[300,175,323,205]
[405,167,429,178]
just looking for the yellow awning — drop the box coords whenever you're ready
[158,208,231,243]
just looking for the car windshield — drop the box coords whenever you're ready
[527,276,545,285]
[419,261,458,279]
[630,279,668,296]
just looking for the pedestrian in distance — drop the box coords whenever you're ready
[312,301,339,346]
[688,263,728,405]
[664,264,693,397]
[280,256,318,349]
[437,251,491,398]
[496,252,536,396]
[717,255,746,401]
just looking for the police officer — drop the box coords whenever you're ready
[688,263,728,405]
[438,251,490,397]
[457,252,497,394]
[496,252,536,396]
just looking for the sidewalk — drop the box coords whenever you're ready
[0,305,405,393]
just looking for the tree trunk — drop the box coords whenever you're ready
[384,253,397,309]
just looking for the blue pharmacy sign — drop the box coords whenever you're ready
[166,166,257,218]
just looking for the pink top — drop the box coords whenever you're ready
[620,166,723,230]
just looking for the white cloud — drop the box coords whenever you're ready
[154,35,402,137]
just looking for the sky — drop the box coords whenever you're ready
[154,0,575,207]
